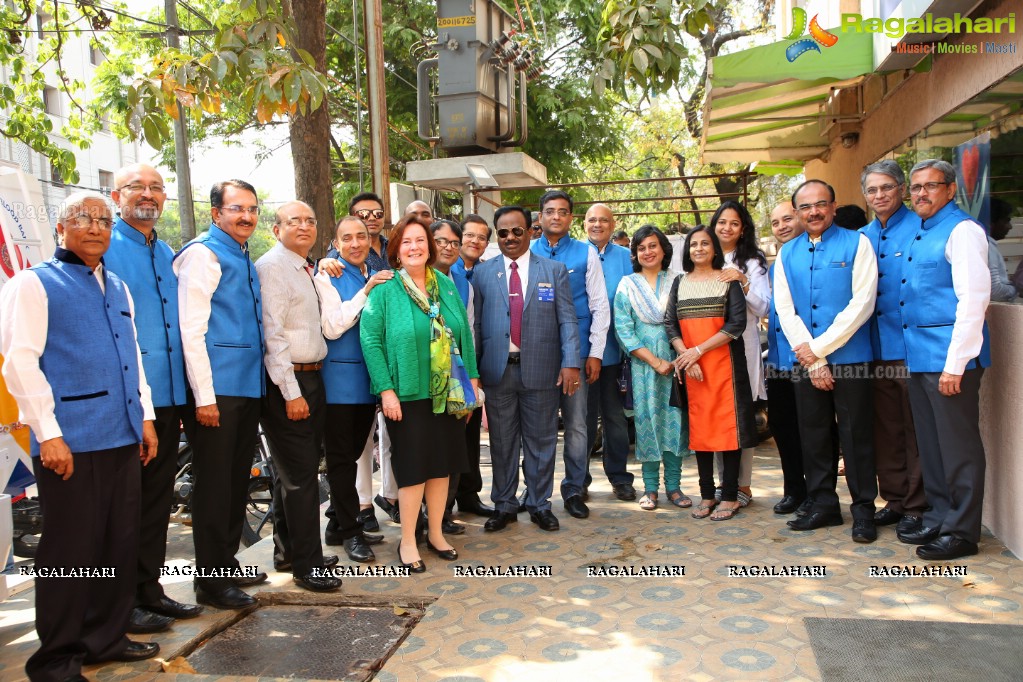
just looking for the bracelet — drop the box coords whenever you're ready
[695,346,703,357]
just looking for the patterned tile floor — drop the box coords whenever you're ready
[2,439,1020,681]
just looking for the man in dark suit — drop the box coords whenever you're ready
[473,206,581,532]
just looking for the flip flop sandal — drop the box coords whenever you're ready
[691,502,717,519]
[711,506,740,521]
[639,492,658,511]
[666,490,693,508]
[737,491,753,508]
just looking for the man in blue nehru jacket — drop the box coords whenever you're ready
[583,203,635,502]
[900,159,991,561]
[174,180,266,609]
[105,163,204,634]
[774,180,879,544]
[1,191,160,680]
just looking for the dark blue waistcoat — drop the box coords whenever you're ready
[448,259,471,306]
[322,261,375,405]
[590,241,631,365]
[861,204,915,362]
[532,236,593,357]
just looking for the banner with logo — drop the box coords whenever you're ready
[954,133,991,230]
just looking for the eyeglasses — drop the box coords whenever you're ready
[69,214,113,230]
[909,181,949,195]
[354,209,385,220]
[434,237,461,249]
[796,200,831,213]
[116,182,166,194]
[463,232,489,243]
[865,183,900,196]
[497,227,526,238]
[221,205,260,216]
[542,208,571,218]
[284,216,317,227]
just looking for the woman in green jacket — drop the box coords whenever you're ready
[360,215,479,572]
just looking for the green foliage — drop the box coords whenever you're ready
[155,187,278,259]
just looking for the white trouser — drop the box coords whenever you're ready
[355,410,398,503]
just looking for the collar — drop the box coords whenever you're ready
[919,200,959,230]
[538,235,574,254]
[805,222,839,244]
[270,241,313,270]
[588,240,612,255]
[114,217,158,246]
[503,252,531,268]
[54,247,103,274]
[208,223,248,251]
[340,256,370,280]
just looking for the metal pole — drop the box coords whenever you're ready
[363,0,390,218]
[165,0,196,241]
[352,0,364,190]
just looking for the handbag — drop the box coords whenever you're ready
[668,370,686,409]
[618,357,634,410]
[446,349,478,418]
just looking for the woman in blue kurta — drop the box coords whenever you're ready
[614,226,690,510]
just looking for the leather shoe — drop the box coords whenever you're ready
[442,517,466,535]
[851,519,877,543]
[426,540,458,561]
[456,495,495,516]
[396,542,426,573]
[195,584,257,610]
[232,571,268,587]
[140,595,203,620]
[294,573,342,592]
[363,532,384,545]
[787,511,844,531]
[874,507,903,526]
[127,607,173,634]
[916,534,979,561]
[898,524,941,545]
[529,510,560,531]
[484,511,518,532]
[276,554,339,572]
[896,514,923,535]
[343,535,376,563]
[795,497,814,517]
[374,494,400,523]
[612,483,637,501]
[516,489,528,514]
[357,507,380,533]
[581,486,590,502]
[111,640,160,662]
[773,495,804,514]
[564,495,589,519]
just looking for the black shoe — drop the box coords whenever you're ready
[773,495,804,514]
[110,640,160,662]
[612,483,637,501]
[456,495,495,516]
[294,573,342,592]
[898,524,941,545]
[232,571,268,587]
[375,494,400,523]
[787,511,844,531]
[357,507,380,533]
[795,498,814,517]
[343,535,376,563]
[195,584,257,610]
[851,519,878,543]
[581,486,590,502]
[363,532,384,545]
[275,554,339,573]
[529,510,560,531]
[140,595,204,620]
[563,495,589,519]
[484,511,518,532]
[896,514,923,535]
[426,540,458,561]
[442,517,466,535]
[874,507,903,526]
[916,534,979,561]
[516,489,528,514]
[396,542,426,573]
[324,526,344,545]
[127,607,173,634]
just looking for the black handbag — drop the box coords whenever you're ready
[618,357,634,410]
[668,371,686,409]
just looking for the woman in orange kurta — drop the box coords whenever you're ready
[664,226,757,521]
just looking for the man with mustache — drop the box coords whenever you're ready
[900,159,991,560]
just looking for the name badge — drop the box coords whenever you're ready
[537,283,554,302]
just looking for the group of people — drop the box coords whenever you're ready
[0,157,999,681]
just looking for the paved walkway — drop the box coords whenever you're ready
[1,439,1021,681]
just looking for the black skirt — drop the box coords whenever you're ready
[385,399,468,487]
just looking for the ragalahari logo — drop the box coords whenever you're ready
[784,6,839,62]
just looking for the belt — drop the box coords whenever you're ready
[507,354,521,365]
[293,362,323,372]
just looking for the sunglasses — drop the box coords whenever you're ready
[354,209,385,220]
[497,227,526,238]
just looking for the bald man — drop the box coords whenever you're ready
[105,164,203,632]
[405,200,434,223]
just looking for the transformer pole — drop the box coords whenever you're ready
[363,0,391,220]
[165,0,196,241]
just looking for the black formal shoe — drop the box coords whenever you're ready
[874,507,903,526]
[111,640,160,662]
[456,495,495,516]
[195,584,257,610]
[275,554,340,573]
[375,494,400,523]
[516,489,528,514]
[851,519,878,543]
[343,535,376,563]
[898,524,941,545]
[795,498,814,517]
[581,486,590,502]
[357,507,380,533]
[529,510,560,531]
[426,540,458,561]
[232,571,268,587]
[140,595,204,620]
[484,511,518,532]
[294,573,342,592]
[363,532,384,545]
[127,607,173,634]
[916,534,979,561]
[612,482,637,501]
[787,511,844,531]
[324,526,343,546]
[773,495,804,514]
[564,495,589,519]
[442,517,467,535]
[896,514,923,536]
[396,542,426,573]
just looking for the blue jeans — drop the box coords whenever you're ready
[560,380,590,499]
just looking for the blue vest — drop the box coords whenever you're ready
[900,201,991,373]
[449,258,472,306]
[322,260,376,404]
[104,219,186,408]
[778,225,873,366]
[766,262,794,370]
[590,241,631,365]
[174,224,265,398]
[31,255,143,455]
[532,236,593,357]
[860,204,915,361]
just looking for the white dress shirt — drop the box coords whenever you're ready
[172,243,222,407]
[724,251,769,400]
[315,266,370,340]
[582,248,611,360]
[774,231,878,370]
[946,220,991,375]
[0,264,155,443]
[503,252,531,353]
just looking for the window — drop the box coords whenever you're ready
[90,44,104,66]
[50,161,64,187]
[43,86,60,116]
[36,8,53,35]
[98,170,113,192]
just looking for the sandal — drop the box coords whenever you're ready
[691,501,717,519]
[666,490,693,508]
[711,504,740,521]
[737,490,753,508]
[639,492,658,511]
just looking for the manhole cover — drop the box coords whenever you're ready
[185,603,422,680]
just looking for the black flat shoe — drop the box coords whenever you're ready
[442,517,466,535]
[612,482,637,501]
[294,573,342,592]
[111,640,160,662]
[787,511,844,531]
[456,495,495,516]
[343,535,376,563]
[874,507,903,526]
[898,524,941,545]
[564,495,589,519]
[851,519,878,543]
[773,495,804,514]
[232,571,268,587]
[275,554,339,572]
[484,511,518,532]
[357,507,380,533]
[195,584,257,610]
[141,595,204,619]
[426,540,458,561]
[127,607,173,634]
[795,498,814,517]
[896,514,923,535]
[397,542,426,573]
[375,494,400,523]
[529,510,560,531]
[916,534,979,561]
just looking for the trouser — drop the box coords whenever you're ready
[27,444,139,682]
[872,361,926,515]
[641,452,682,492]
[559,379,591,499]
[353,411,397,503]
[697,449,739,502]
[586,363,634,486]
[135,405,182,606]
[767,375,806,500]
[182,395,261,591]
[324,402,377,539]
[455,407,485,501]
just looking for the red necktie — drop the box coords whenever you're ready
[509,261,523,347]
